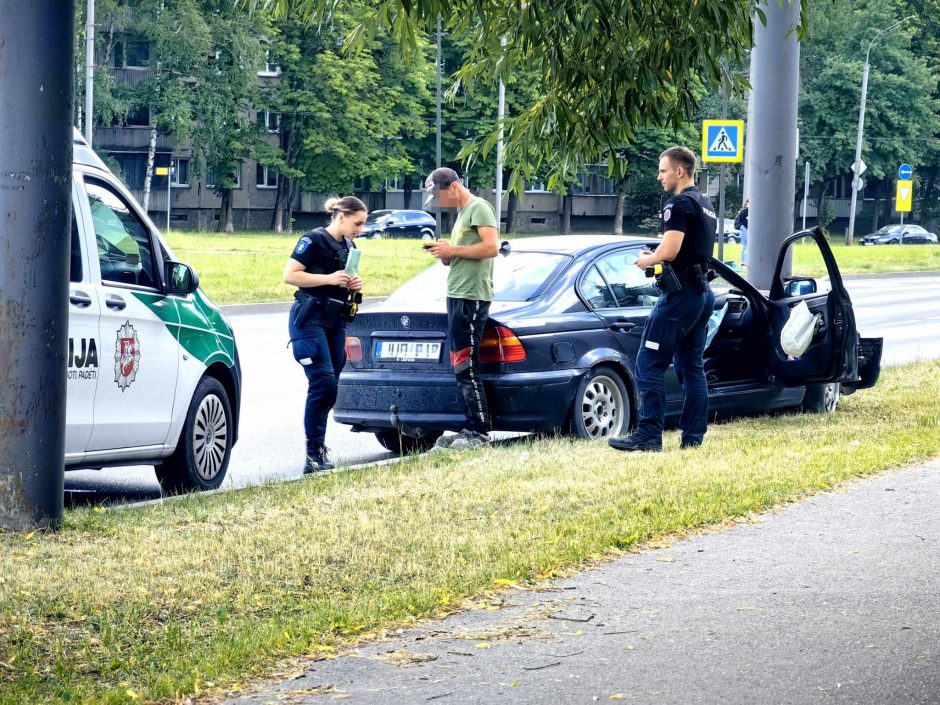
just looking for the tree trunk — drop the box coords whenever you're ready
[271,124,293,232]
[142,125,157,213]
[561,194,572,234]
[403,174,413,210]
[614,178,628,236]
[218,188,234,233]
[506,191,518,232]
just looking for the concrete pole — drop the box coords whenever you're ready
[716,70,728,263]
[85,0,95,145]
[494,37,506,232]
[846,62,869,247]
[745,0,801,288]
[0,0,75,529]
[802,161,810,230]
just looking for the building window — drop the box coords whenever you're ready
[206,165,241,189]
[124,105,151,127]
[171,158,190,187]
[114,39,150,68]
[258,50,281,77]
[257,110,280,133]
[526,179,548,192]
[109,152,148,190]
[256,164,278,189]
[385,176,402,191]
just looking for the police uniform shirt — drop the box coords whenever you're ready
[661,186,716,270]
[290,227,354,299]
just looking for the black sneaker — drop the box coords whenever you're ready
[304,447,335,474]
[680,440,702,449]
[449,429,492,450]
[608,435,662,452]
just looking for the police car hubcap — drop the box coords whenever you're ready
[581,375,623,438]
[193,394,228,481]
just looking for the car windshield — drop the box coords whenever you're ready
[386,251,572,304]
[876,226,902,235]
[366,210,393,224]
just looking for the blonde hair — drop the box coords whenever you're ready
[324,196,367,221]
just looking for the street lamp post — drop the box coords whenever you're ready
[846,16,914,246]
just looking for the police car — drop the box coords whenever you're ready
[66,129,241,492]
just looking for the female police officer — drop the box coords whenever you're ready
[283,197,366,473]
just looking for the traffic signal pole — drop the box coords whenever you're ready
[0,0,75,529]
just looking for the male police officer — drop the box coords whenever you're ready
[609,146,716,452]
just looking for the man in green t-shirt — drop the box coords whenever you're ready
[424,167,499,449]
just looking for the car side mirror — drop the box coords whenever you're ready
[165,261,199,296]
[499,240,512,257]
[784,277,817,297]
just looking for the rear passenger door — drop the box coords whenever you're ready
[78,175,181,452]
[65,179,101,459]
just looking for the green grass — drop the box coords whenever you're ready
[2,361,939,704]
[165,230,940,306]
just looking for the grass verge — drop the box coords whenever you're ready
[3,361,938,704]
[164,230,940,306]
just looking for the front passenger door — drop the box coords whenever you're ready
[766,228,857,385]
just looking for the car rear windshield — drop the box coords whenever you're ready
[386,251,571,304]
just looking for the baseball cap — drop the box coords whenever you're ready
[423,167,459,208]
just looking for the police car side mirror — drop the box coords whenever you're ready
[165,261,199,296]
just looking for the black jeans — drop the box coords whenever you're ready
[634,283,715,445]
[446,297,491,433]
[289,302,346,455]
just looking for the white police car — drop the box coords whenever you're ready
[66,130,240,492]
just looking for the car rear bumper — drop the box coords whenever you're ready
[335,368,583,433]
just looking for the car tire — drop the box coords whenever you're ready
[568,365,631,440]
[419,228,435,241]
[155,377,233,494]
[801,382,840,414]
[374,429,443,456]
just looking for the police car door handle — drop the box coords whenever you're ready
[610,319,637,332]
[105,294,127,311]
[69,290,93,307]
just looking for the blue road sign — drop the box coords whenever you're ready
[899,163,913,180]
[702,120,744,163]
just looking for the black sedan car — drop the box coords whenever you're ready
[335,229,883,453]
[360,209,437,240]
[859,224,938,245]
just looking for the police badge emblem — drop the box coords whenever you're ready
[114,321,141,391]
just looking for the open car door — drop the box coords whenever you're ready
[765,227,861,386]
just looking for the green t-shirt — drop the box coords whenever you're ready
[447,197,498,301]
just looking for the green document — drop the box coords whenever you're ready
[344,248,361,276]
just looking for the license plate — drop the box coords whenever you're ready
[375,340,442,362]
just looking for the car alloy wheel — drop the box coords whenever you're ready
[193,393,229,481]
[574,367,628,439]
[420,228,434,241]
[801,382,840,414]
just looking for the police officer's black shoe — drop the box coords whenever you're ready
[608,434,662,452]
[680,440,703,449]
[303,447,335,474]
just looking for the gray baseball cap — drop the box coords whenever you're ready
[423,167,460,208]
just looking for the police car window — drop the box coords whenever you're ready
[595,250,660,307]
[85,179,159,289]
[578,265,619,310]
[70,208,83,282]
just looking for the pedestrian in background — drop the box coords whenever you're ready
[609,146,716,452]
[284,197,366,473]
[423,167,499,450]
[734,198,749,268]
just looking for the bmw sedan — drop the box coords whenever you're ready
[859,224,938,245]
[334,229,883,454]
[360,209,438,240]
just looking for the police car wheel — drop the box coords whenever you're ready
[569,365,630,440]
[156,377,233,493]
[801,382,840,414]
[374,429,443,455]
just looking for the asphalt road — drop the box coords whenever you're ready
[228,458,940,705]
[63,273,940,504]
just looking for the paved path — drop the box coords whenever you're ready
[228,459,940,705]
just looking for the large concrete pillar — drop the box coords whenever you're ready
[0,0,75,528]
[745,0,801,287]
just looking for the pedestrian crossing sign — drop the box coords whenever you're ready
[702,120,745,163]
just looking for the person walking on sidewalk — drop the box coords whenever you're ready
[284,196,366,473]
[734,198,750,268]
[609,146,716,452]
[423,167,499,450]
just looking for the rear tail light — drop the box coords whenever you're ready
[346,336,363,362]
[479,325,526,363]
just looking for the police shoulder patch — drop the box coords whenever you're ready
[294,237,312,255]
[663,207,672,223]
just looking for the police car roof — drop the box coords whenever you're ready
[73,127,110,172]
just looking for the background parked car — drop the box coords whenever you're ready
[717,218,740,243]
[334,230,882,454]
[360,209,437,240]
[859,224,938,245]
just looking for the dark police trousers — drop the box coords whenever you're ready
[446,297,491,433]
[634,280,715,445]
[289,301,347,456]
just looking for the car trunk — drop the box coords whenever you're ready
[350,310,453,372]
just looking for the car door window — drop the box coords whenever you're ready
[777,238,832,296]
[70,210,83,282]
[578,265,619,309]
[595,250,660,307]
[85,179,159,289]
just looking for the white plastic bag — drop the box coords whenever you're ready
[780,300,818,358]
